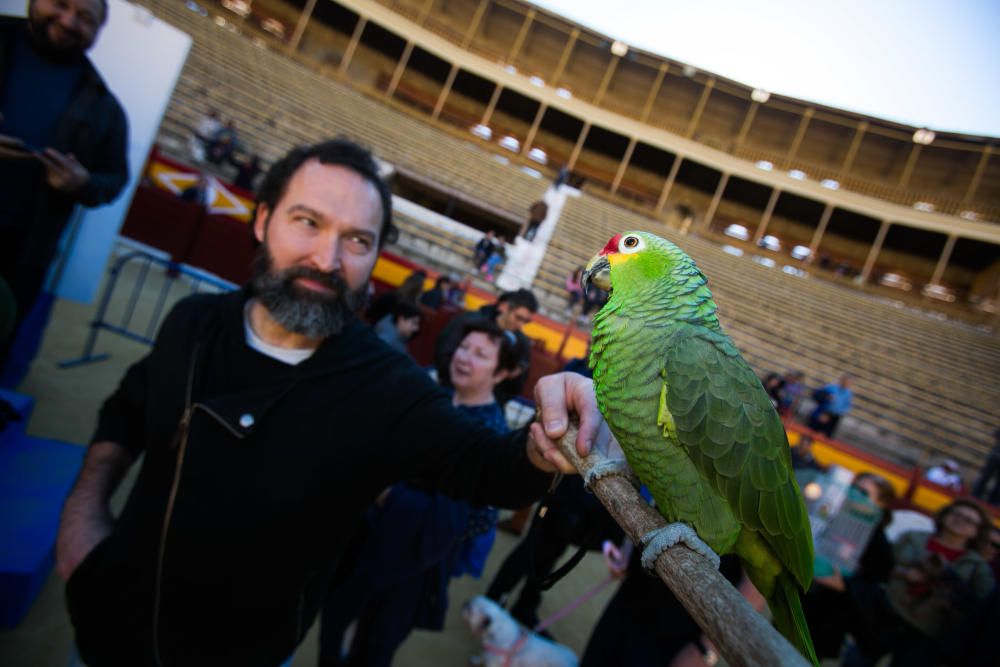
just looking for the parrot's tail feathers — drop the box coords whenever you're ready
[771,574,819,667]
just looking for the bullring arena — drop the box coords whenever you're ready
[1,0,998,665]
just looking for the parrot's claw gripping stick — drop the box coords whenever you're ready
[583,458,639,490]
[641,523,721,571]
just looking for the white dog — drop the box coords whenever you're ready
[461,595,578,667]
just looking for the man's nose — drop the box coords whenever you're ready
[58,9,80,32]
[310,237,341,273]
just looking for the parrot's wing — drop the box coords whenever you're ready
[662,324,813,590]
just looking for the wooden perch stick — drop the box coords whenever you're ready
[554,421,809,667]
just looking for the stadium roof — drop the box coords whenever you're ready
[532,0,1000,138]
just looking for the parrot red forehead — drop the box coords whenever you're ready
[599,234,622,256]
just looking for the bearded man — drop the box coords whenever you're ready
[55,139,602,666]
[0,0,128,366]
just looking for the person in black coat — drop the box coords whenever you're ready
[55,139,601,666]
[0,4,129,370]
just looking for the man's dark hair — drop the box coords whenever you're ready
[391,302,422,323]
[459,318,520,374]
[253,138,396,248]
[497,288,538,313]
[434,275,452,289]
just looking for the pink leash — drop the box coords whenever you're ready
[532,574,617,633]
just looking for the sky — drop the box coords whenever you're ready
[532,0,1000,137]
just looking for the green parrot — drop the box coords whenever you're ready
[582,230,818,666]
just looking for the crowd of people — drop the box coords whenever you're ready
[763,365,1000,505]
[763,369,855,439]
[190,108,264,193]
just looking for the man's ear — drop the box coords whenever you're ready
[253,204,271,244]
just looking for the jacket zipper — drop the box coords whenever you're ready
[152,344,200,667]
[151,345,255,665]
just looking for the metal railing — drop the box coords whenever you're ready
[60,251,235,368]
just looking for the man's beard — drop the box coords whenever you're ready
[27,10,90,62]
[251,244,368,339]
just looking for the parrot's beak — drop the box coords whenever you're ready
[582,255,611,295]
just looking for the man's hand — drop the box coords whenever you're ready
[55,441,134,581]
[0,134,37,160]
[38,148,90,192]
[527,372,606,473]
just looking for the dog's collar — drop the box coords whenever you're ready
[482,628,530,667]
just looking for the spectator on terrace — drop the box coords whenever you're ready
[565,266,584,318]
[808,374,853,437]
[445,274,468,308]
[318,319,520,667]
[179,173,212,206]
[373,302,422,355]
[231,151,262,192]
[434,288,538,406]
[763,372,784,408]
[581,284,608,322]
[482,239,506,283]
[554,165,570,189]
[803,472,895,660]
[789,434,825,472]
[207,119,239,165]
[521,199,548,242]
[191,108,221,161]
[473,229,497,269]
[926,459,964,493]
[778,370,806,419]
[972,428,1000,505]
[843,499,994,667]
[419,274,453,309]
[366,269,426,325]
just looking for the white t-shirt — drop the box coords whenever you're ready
[243,301,316,366]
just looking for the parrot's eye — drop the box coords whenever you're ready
[618,235,645,254]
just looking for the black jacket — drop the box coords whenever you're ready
[433,304,532,404]
[0,17,129,268]
[66,288,552,666]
